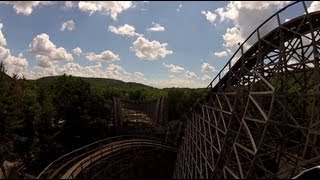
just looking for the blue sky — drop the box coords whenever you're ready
[0,1,318,88]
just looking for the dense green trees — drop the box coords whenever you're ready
[165,88,203,121]
[0,63,203,176]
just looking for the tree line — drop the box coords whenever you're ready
[0,62,203,177]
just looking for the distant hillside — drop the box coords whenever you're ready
[35,75,156,89]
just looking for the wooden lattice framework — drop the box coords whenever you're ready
[173,1,320,178]
[113,97,166,135]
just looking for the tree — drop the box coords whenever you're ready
[52,75,93,149]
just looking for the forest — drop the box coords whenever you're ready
[0,62,203,177]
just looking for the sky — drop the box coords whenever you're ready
[0,1,319,88]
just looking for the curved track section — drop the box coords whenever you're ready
[174,1,320,179]
[37,136,176,179]
[61,139,177,179]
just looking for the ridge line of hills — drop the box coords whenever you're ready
[33,75,157,89]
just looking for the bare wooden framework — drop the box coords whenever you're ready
[173,1,320,178]
[113,96,166,134]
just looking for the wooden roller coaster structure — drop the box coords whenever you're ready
[173,1,320,179]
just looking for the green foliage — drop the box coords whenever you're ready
[165,88,203,121]
[0,70,204,174]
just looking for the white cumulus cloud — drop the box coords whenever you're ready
[162,63,185,73]
[185,71,197,79]
[86,50,120,62]
[213,50,228,58]
[0,1,53,15]
[147,22,165,32]
[215,1,291,58]
[72,47,82,56]
[0,47,28,75]
[60,20,75,31]
[130,37,173,61]
[201,62,216,72]
[201,75,211,81]
[0,22,28,76]
[105,63,129,77]
[0,23,7,47]
[133,72,145,80]
[108,24,142,37]
[29,33,73,67]
[148,76,206,88]
[78,1,133,20]
[25,63,210,88]
[65,1,74,8]
[25,62,148,85]
[201,10,217,24]
[308,1,320,13]
[222,27,245,56]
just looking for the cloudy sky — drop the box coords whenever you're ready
[0,1,319,88]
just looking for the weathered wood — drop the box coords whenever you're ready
[174,3,320,179]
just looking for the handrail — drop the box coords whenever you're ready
[292,165,320,179]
